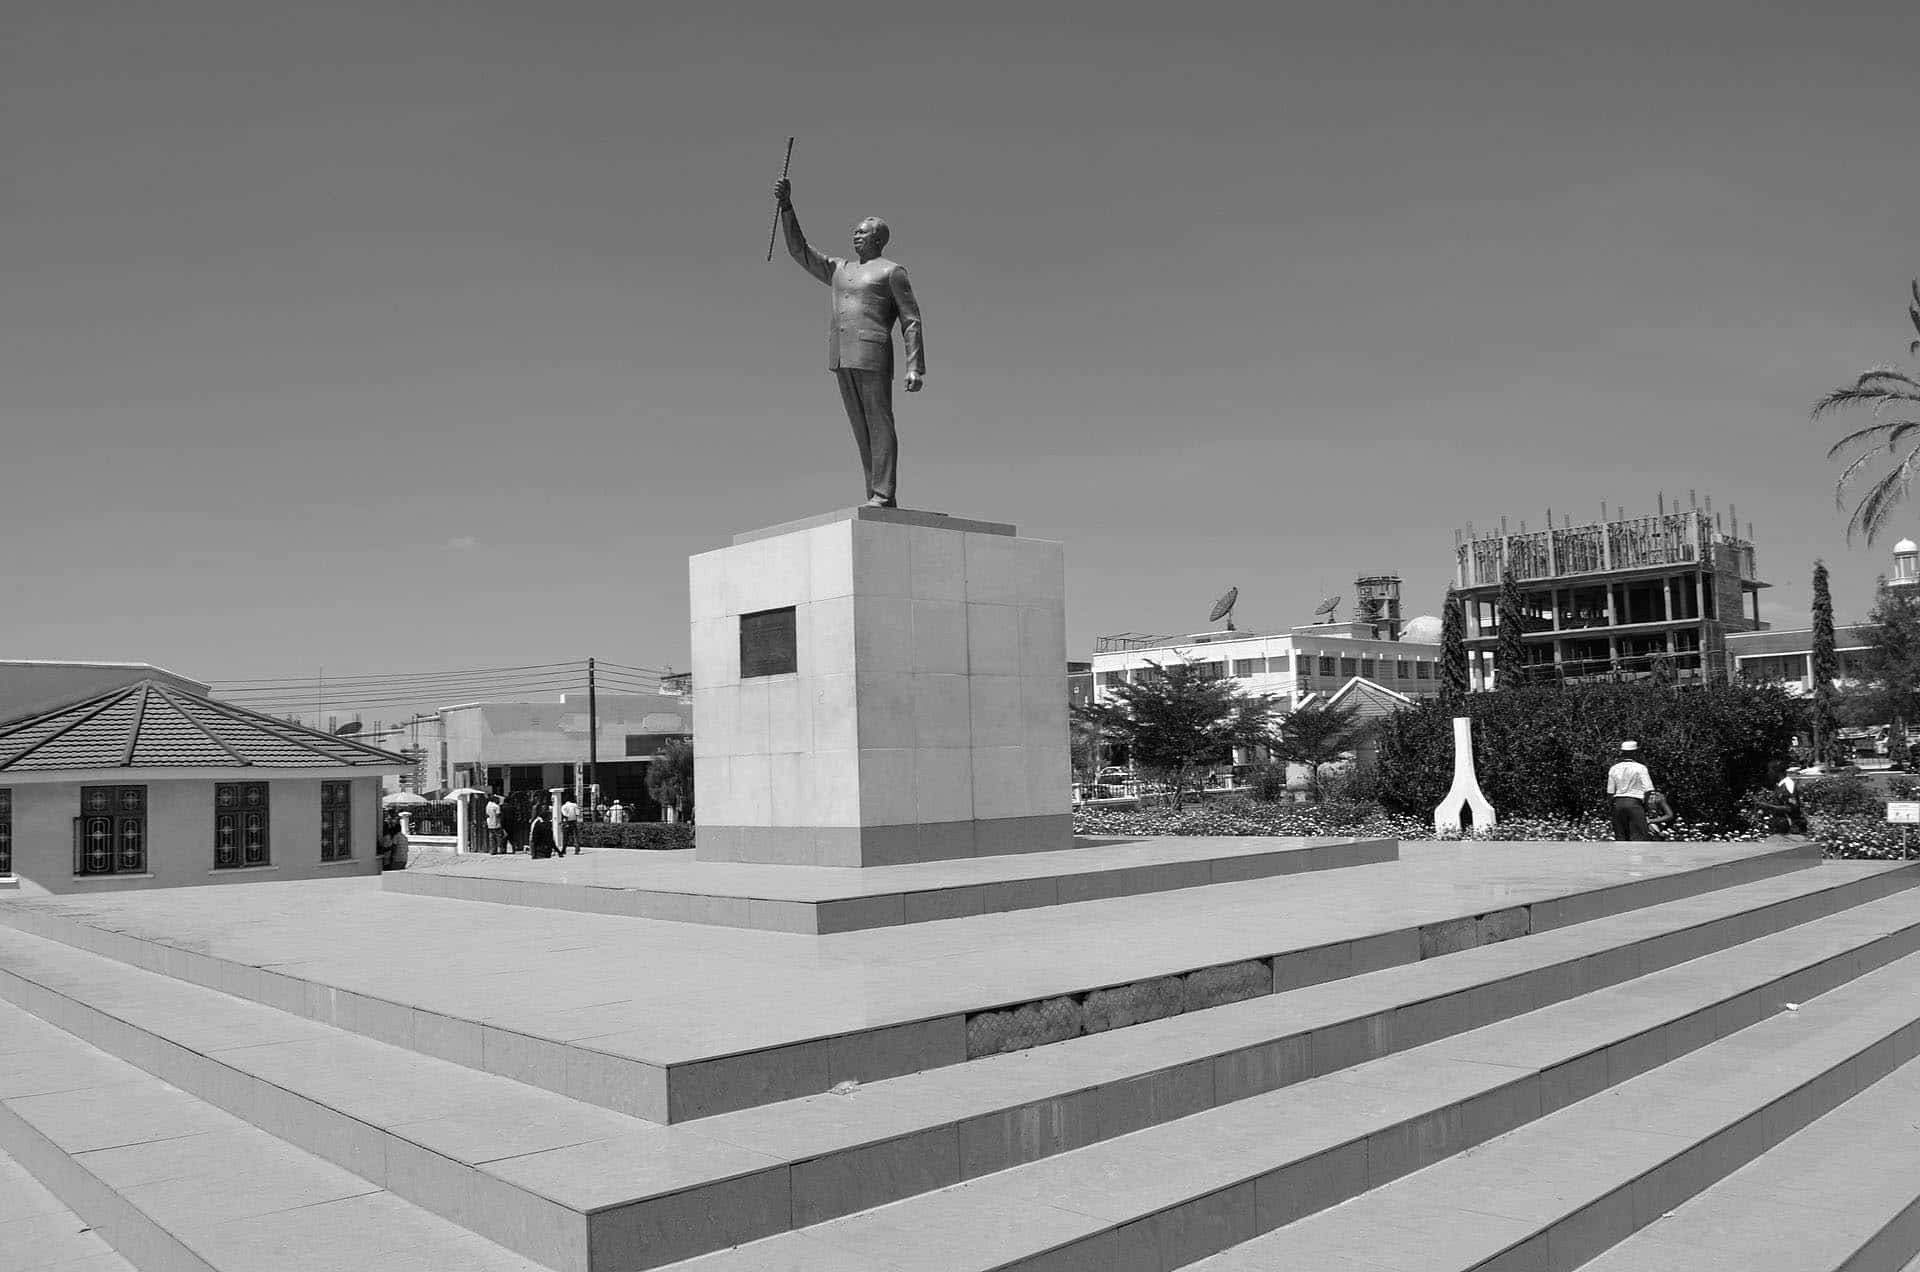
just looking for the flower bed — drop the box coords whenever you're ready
[574,822,694,851]
[1073,798,1766,845]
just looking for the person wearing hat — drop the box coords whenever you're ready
[1606,741,1655,841]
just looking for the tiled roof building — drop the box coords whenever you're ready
[0,681,405,774]
[0,680,408,896]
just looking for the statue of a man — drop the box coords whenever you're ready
[773,177,924,508]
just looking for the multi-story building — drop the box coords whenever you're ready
[1453,501,1769,688]
[1090,573,1446,707]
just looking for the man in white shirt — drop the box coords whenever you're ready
[484,797,505,855]
[1606,741,1654,841]
[607,800,627,824]
[559,796,581,856]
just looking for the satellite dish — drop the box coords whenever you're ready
[331,721,363,736]
[1314,595,1341,620]
[1209,586,1240,630]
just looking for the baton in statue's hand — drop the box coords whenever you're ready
[765,136,795,262]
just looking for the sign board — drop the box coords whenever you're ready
[1887,802,1920,824]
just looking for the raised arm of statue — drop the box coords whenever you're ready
[890,266,925,385]
[773,179,833,286]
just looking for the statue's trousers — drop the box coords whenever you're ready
[835,368,897,504]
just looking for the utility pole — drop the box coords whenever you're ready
[586,658,598,813]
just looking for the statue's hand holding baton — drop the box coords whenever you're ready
[765,137,795,261]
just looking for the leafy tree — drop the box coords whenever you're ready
[1810,559,1843,766]
[1268,700,1367,802]
[1817,278,1920,544]
[1495,566,1529,688]
[1069,712,1101,782]
[1075,660,1273,809]
[646,738,695,822]
[1441,588,1470,707]
[1858,577,1920,728]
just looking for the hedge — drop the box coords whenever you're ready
[574,822,695,851]
[1373,683,1801,830]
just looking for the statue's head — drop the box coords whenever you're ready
[851,217,890,261]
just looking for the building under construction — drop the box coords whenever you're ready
[1453,495,1769,688]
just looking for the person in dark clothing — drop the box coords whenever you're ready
[1754,759,1806,835]
[528,808,551,860]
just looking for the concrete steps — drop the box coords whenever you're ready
[1,1143,136,1272]
[655,887,1920,1270]
[1576,1053,1920,1271]
[0,864,1907,1270]
[0,838,1906,1272]
[0,1003,551,1272]
[0,840,1824,1124]
[1186,951,1920,1272]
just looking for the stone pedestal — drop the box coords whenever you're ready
[689,507,1071,866]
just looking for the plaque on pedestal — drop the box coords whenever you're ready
[688,506,1071,866]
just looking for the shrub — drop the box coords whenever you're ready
[1374,682,1800,830]
[1797,771,1881,816]
[1248,764,1290,803]
[575,822,694,851]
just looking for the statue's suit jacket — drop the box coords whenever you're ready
[782,208,925,376]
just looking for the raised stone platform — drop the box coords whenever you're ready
[380,835,1398,932]
[16,835,1920,1270]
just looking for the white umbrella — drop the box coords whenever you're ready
[382,792,429,807]
[443,788,490,800]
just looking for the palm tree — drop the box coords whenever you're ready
[1818,279,1920,544]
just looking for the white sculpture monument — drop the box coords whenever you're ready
[1433,715,1496,835]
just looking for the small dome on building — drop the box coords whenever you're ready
[1400,615,1444,644]
[1896,539,1918,554]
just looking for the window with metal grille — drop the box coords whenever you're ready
[1360,659,1376,678]
[75,786,146,875]
[0,789,10,876]
[1318,657,1336,676]
[1231,659,1264,677]
[321,782,352,861]
[1416,662,1432,679]
[214,782,270,869]
[1340,658,1358,677]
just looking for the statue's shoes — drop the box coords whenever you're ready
[863,496,896,508]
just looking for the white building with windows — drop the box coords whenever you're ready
[1091,619,1446,708]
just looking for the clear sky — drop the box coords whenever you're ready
[5,1,1918,716]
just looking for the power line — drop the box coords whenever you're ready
[598,661,672,676]
[210,660,583,689]
[224,679,595,714]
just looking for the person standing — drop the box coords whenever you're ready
[528,807,551,860]
[1606,741,1654,841]
[484,796,505,855]
[607,799,627,824]
[559,794,581,856]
